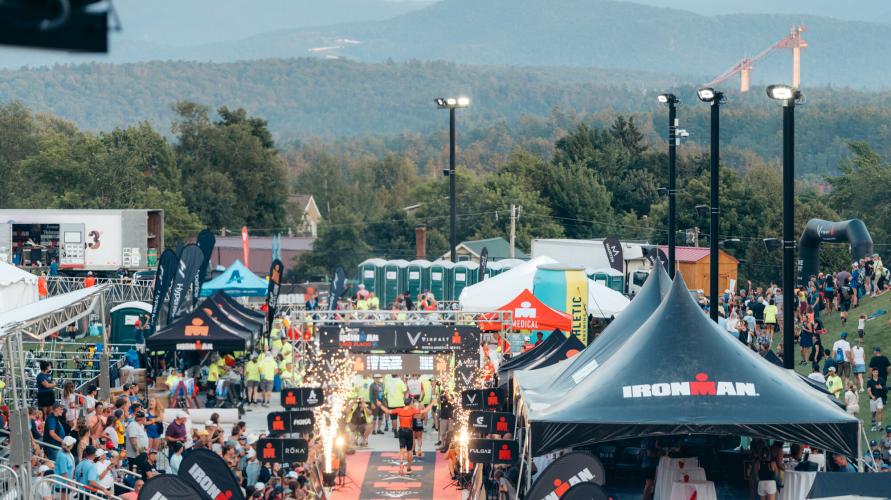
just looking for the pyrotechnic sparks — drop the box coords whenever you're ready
[437,352,487,473]
[304,349,356,473]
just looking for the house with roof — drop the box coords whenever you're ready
[288,194,322,237]
[658,245,739,293]
[439,237,528,262]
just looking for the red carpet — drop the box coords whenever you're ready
[328,451,461,500]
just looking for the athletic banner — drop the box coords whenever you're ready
[526,451,606,500]
[267,410,315,434]
[602,237,623,272]
[167,244,205,324]
[178,448,245,500]
[562,482,610,500]
[461,388,504,411]
[349,353,442,375]
[137,474,203,500]
[478,246,489,282]
[194,229,216,304]
[467,439,518,465]
[468,411,515,435]
[328,267,346,311]
[318,325,481,353]
[265,258,284,334]
[280,387,324,409]
[257,438,309,464]
[241,226,249,268]
[149,249,178,334]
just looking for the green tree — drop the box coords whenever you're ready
[296,206,372,280]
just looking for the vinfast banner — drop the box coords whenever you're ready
[167,244,204,324]
[526,451,606,500]
[178,448,245,500]
[194,229,216,305]
[318,325,481,353]
[149,248,178,334]
[264,258,284,334]
[137,474,203,500]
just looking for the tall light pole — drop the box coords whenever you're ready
[435,96,470,263]
[658,93,679,278]
[767,84,801,370]
[698,87,725,322]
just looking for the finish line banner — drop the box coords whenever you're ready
[318,325,481,353]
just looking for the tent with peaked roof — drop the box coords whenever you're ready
[515,265,671,400]
[525,276,859,457]
[0,261,38,313]
[212,291,265,320]
[521,334,585,371]
[198,297,260,340]
[498,328,564,373]
[200,259,268,297]
[480,289,572,332]
[147,306,249,352]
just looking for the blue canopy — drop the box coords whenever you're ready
[200,260,268,297]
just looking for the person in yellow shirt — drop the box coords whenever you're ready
[385,375,408,438]
[245,355,261,405]
[207,357,222,386]
[258,351,278,407]
[280,339,293,359]
[763,298,779,342]
[280,360,298,389]
[826,366,844,399]
[368,292,380,310]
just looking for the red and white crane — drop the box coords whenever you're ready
[705,25,808,92]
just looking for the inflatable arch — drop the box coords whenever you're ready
[799,218,873,282]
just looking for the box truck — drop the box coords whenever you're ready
[531,238,652,295]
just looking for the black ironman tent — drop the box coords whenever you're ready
[146,306,248,352]
[198,297,259,343]
[515,264,671,398]
[212,291,265,322]
[499,332,585,386]
[526,275,859,458]
[497,327,565,373]
[204,293,264,332]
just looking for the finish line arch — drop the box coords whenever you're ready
[799,218,873,282]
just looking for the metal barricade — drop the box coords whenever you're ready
[0,463,18,500]
[46,277,153,307]
[14,342,131,402]
[31,474,123,500]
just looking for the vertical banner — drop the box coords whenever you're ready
[194,229,216,305]
[149,249,178,335]
[167,244,205,324]
[566,269,589,346]
[602,236,623,272]
[241,226,249,269]
[137,474,204,500]
[328,267,346,311]
[265,258,284,335]
[478,246,489,282]
[178,448,245,500]
[534,265,588,345]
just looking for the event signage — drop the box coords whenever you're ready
[241,226,249,268]
[561,482,610,500]
[149,249,178,334]
[478,246,489,282]
[137,474,204,500]
[194,229,216,306]
[349,353,441,375]
[467,439,518,465]
[257,438,309,464]
[264,258,284,334]
[328,267,346,311]
[621,372,758,399]
[318,325,481,353]
[461,388,504,411]
[267,410,315,434]
[468,411,515,435]
[178,448,245,500]
[167,244,205,324]
[526,451,606,500]
[280,387,324,409]
[602,236,623,273]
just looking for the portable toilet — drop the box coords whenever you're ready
[406,260,431,298]
[483,260,502,280]
[587,267,625,293]
[109,301,152,344]
[495,259,524,273]
[428,260,453,302]
[358,258,386,295]
[382,260,409,307]
[451,261,478,301]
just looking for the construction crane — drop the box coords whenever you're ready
[705,25,808,92]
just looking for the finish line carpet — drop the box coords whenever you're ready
[329,450,461,500]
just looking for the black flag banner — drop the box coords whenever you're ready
[265,258,284,335]
[194,229,216,304]
[167,244,205,324]
[602,237,623,272]
[149,249,178,335]
[329,267,346,311]
[178,448,245,500]
[561,482,611,500]
[137,474,204,500]
[526,451,606,500]
[478,246,489,282]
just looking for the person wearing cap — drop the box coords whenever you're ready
[96,449,120,493]
[84,271,96,288]
[133,445,159,480]
[825,366,843,399]
[867,366,886,432]
[43,403,66,460]
[377,396,435,474]
[126,411,150,457]
[55,436,77,494]
[35,463,53,500]
[75,445,110,496]
[165,410,189,457]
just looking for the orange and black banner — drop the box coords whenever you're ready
[264,258,284,335]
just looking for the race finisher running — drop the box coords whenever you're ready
[377,397,434,474]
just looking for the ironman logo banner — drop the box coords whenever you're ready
[622,372,759,399]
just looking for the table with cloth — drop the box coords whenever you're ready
[655,457,700,500]
[777,470,817,500]
[668,480,718,500]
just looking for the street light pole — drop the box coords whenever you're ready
[435,97,470,263]
[659,93,679,278]
[767,84,801,370]
[698,87,724,322]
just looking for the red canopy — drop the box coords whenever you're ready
[481,289,572,332]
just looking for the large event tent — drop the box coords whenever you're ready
[524,276,859,457]
[147,305,250,351]
[459,257,630,318]
[200,260,268,297]
[0,262,38,313]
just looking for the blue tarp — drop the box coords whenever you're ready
[200,260,268,297]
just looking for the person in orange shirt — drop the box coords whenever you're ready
[84,271,96,288]
[377,397,434,474]
[37,272,48,299]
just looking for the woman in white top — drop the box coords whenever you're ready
[726,310,740,335]
[851,344,867,392]
[844,383,860,416]
[63,381,77,428]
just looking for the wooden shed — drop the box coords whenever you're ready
[659,245,739,294]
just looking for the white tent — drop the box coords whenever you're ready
[0,262,38,314]
[459,256,630,318]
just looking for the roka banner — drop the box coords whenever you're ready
[256,438,309,464]
[602,237,623,272]
[467,439,518,465]
[194,229,216,304]
[137,474,203,500]
[478,246,489,282]
[267,410,315,434]
[149,249,178,335]
[318,325,481,353]
[265,258,284,334]
[526,451,606,500]
[178,448,245,500]
[468,411,515,435]
[166,244,204,324]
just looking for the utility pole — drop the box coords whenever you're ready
[509,204,520,258]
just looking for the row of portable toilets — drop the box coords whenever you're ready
[356,258,526,307]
